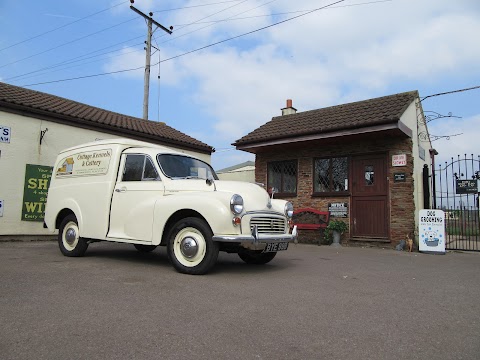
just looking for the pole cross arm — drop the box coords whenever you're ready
[130,6,172,34]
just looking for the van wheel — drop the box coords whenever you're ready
[238,250,277,265]
[134,244,157,253]
[167,217,219,275]
[58,214,88,257]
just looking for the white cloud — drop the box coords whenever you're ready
[102,0,480,168]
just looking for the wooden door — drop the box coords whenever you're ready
[351,154,389,238]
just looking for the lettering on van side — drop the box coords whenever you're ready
[56,149,112,178]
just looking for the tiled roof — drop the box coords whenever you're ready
[0,82,214,153]
[233,91,418,146]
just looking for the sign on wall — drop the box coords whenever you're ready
[328,202,348,218]
[392,154,407,167]
[21,164,53,222]
[394,173,406,182]
[456,179,478,194]
[0,125,11,143]
[419,209,445,254]
[419,146,426,161]
[0,200,4,217]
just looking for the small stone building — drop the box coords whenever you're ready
[0,82,214,239]
[233,91,434,247]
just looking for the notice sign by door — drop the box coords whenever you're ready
[392,154,407,167]
[328,202,348,218]
[419,209,445,254]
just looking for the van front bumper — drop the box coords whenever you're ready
[212,225,297,244]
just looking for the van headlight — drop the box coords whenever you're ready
[230,194,244,215]
[284,202,294,218]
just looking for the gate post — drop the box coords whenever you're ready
[423,164,430,209]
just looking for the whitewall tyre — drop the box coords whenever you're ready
[58,214,88,257]
[167,217,219,275]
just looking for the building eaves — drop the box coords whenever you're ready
[0,82,214,154]
[233,90,418,147]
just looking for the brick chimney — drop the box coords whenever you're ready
[281,99,297,116]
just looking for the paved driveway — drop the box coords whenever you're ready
[1,241,479,360]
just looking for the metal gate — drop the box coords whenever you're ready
[432,155,480,251]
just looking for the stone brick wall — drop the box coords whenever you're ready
[255,137,415,248]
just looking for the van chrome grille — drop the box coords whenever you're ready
[250,217,286,234]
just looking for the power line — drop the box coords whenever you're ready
[153,1,246,13]
[21,0,345,87]
[155,0,345,64]
[7,0,393,84]
[7,46,144,82]
[421,86,480,101]
[2,1,253,78]
[0,17,137,70]
[22,66,145,87]
[0,0,129,53]
[160,0,280,45]
[171,0,393,26]
[0,0,240,54]
[171,0,250,33]
[6,35,146,82]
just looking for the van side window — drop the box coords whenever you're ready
[123,155,159,181]
[143,157,158,180]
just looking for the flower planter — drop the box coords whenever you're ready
[331,230,341,247]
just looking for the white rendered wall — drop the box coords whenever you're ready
[0,110,211,236]
[398,99,433,233]
[217,168,255,183]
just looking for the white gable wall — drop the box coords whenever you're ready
[0,110,211,237]
[399,98,433,232]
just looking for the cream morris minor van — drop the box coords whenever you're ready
[44,139,297,274]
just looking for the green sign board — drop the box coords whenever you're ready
[21,164,53,222]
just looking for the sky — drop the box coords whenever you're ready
[0,0,479,171]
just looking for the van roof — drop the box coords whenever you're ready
[59,138,182,154]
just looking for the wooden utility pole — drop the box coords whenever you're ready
[130,1,172,120]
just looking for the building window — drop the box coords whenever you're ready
[314,157,348,194]
[267,160,297,196]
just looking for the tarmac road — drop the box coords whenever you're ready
[1,241,479,360]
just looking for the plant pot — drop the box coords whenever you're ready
[331,230,341,247]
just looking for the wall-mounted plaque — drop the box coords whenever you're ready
[394,173,406,182]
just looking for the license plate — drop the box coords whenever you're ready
[263,242,289,253]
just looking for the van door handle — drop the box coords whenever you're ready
[115,187,126,193]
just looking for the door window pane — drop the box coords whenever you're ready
[365,165,374,186]
[123,155,159,181]
[144,158,159,180]
[123,155,144,181]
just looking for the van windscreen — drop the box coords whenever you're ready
[157,154,218,180]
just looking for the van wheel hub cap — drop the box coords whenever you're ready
[65,228,77,245]
[180,237,198,258]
